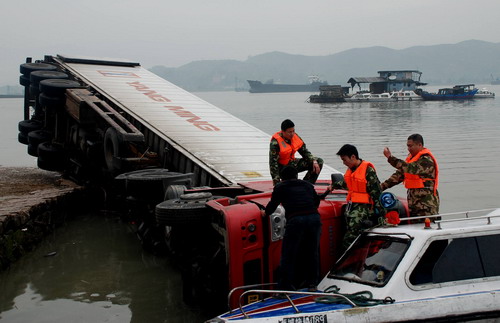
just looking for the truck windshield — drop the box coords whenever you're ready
[328,234,410,286]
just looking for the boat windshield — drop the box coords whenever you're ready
[328,234,411,286]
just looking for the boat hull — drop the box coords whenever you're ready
[421,87,478,100]
[247,80,327,93]
[475,89,495,98]
[212,289,500,323]
[421,93,477,100]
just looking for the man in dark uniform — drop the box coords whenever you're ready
[269,119,323,186]
[264,166,322,291]
[381,134,440,218]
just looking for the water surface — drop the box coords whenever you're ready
[1,86,500,322]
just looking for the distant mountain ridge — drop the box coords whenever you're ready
[151,39,500,91]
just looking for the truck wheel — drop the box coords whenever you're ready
[164,185,187,200]
[179,192,212,200]
[18,120,42,135]
[19,75,30,86]
[27,130,53,157]
[39,79,82,96]
[39,92,66,108]
[27,143,38,157]
[29,70,68,84]
[117,169,193,202]
[155,196,220,226]
[37,158,62,172]
[37,142,67,171]
[18,132,28,145]
[29,84,40,96]
[20,62,56,76]
[103,127,123,173]
[28,130,53,146]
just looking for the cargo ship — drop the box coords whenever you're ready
[247,76,327,93]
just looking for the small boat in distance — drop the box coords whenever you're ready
[475,88,495,98]
[365,93,392,101]
[421,84,478,100]
[390,90,423,101]
[344,92,371,101]
[344,90,422,102]
[344,92,393,102]
[0,94,24,98]
[247,76,327,93]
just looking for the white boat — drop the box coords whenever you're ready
[345,92,371,101]
[475,88,495,98]
[345,91,422,102]
[390,90,423,101]
[366,92,393,101]
[345,92,393,102]
[207,208,500,323]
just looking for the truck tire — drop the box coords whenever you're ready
[155,196,220,226]
[164,185,186,200]
[18,120,42,135]
[103,127,123,172]
[27,130,53,157]
[27,143,38,157]
[19,75,30,86]
[37,142,67,171]
[29,84,40,96]
[179,192,212,200]
[29,71,68,84]
[39,79,82,96]
[18,132,28,145]
[39,92,66,108]
[37,158,62,172]
[20,62,57,76]
[116,169,189,202]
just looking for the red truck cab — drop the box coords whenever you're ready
[206,180,348,308]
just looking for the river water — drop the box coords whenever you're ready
[1,86,500,322]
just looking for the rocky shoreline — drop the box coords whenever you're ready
[0,167,93,269]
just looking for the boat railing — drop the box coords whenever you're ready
[227,283,276,312]
[237,289,357,319]
[435,213,500,230]
[401,208,497,223]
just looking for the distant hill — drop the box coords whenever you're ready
[149,40,500,91]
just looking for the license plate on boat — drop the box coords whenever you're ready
[281,314,327,323]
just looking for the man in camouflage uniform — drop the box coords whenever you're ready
[269,119,323,186]
[381,134,439,218]
[331,144,385,250]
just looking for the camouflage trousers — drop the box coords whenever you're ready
[282,157,324,184]
[342,203,376,250]
[408,188,440,218]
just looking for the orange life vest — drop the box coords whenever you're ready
[404,148,439,195]
[272,132,304,165]
[344,160,375,204]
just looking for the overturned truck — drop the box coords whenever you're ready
[17,55,408,309]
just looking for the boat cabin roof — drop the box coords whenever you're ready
[347,77,386,84]
[453,84,475,88]
[375,209,500,237]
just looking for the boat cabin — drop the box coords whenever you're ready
[347,70,426,94]
[437,84,476,95]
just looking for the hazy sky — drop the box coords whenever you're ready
[2,0,500,86]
